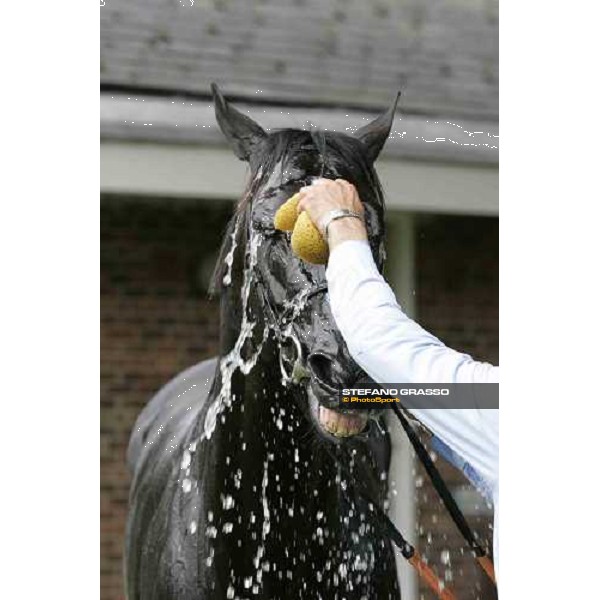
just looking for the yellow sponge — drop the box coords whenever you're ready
[273,193,300,231]
[291,212,329,265]
[274,194,329,265]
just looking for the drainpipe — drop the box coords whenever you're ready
[384,211,418,600]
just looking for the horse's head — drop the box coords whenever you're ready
[211,84,398,442]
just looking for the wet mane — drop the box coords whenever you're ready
[210,128,385,297]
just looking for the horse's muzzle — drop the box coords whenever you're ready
[307,352,376,403]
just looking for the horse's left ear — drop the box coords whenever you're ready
[353,91,401,162]
[212,83,267,162]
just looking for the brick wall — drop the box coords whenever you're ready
[101,196,232,599]
[417,214,499,364]
[414,214,498,600]
[101,202,498,599]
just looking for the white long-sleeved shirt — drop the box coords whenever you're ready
[326,239,499,578]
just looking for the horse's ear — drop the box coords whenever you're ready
[211,83,267,162]
[353,91,401,162]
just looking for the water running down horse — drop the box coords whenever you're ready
[125,84,402,599]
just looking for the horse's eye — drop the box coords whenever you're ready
[251,218,278,236]
[259,224,278,235]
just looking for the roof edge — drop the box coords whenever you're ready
[101,93,498,165]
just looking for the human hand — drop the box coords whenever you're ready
[297,178,367,249]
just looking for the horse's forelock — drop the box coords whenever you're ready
[209,128,385,298]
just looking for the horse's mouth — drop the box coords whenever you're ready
[318,405,369,437]
[307,387,368,440]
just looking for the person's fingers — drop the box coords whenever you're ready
[297,187,316,213]
[297,192,320,213]
[337,179,355,197]
[296,178,355,220]
[333,179,347,197]
[337,179,363,212]
[335,179,358,209]
[335,179,351,198]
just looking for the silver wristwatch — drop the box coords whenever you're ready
[319,209,364,240]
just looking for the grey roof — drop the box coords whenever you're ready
[101,0,498,121]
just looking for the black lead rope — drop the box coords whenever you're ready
[390,403,496,585]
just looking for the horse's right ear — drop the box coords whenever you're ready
[212,83,267,162]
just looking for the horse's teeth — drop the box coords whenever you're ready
[318,405,366,437]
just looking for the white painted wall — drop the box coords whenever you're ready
[100,141,498,216]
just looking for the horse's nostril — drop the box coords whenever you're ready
[307,353,333,385]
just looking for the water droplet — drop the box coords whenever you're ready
[206,525,217,538]
[181,450,191,469]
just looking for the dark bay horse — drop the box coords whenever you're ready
[125,84,401,600]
